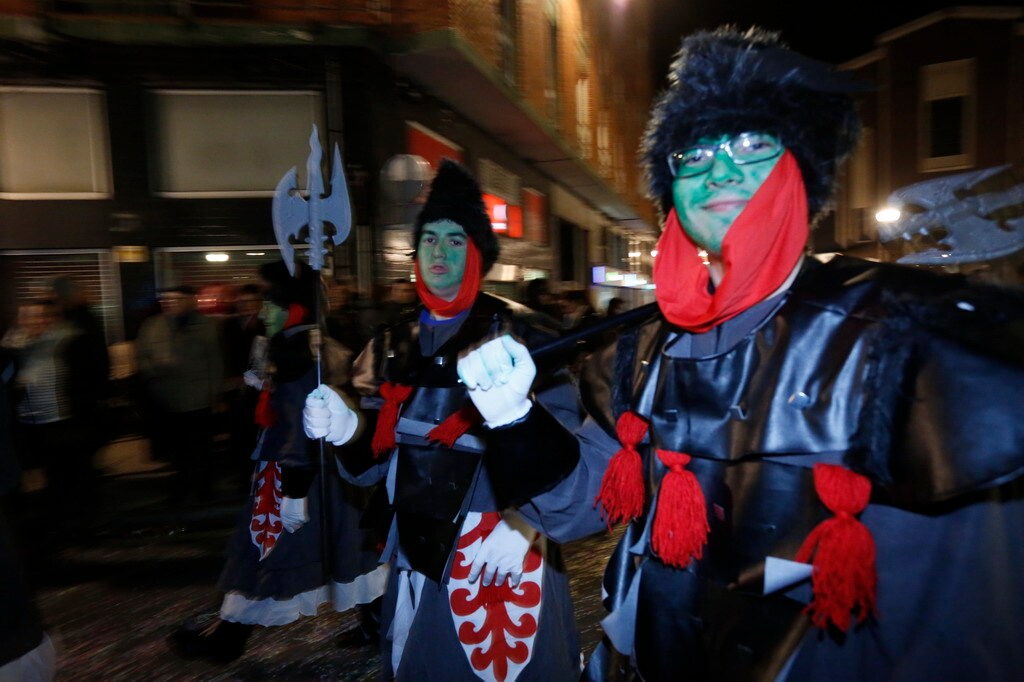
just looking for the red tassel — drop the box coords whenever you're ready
[371,382,413,458]
[427,403,481,448]
[796,463,877,632]
[650,449,710,569]
[594,411,649,526]
[254,388,277,428]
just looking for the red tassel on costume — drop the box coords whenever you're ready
[427,403,481,448]
[254,388,277,428]
[796,463,877,632]
[371,382,413,458]
[650,449,710,569]
[594,411,649,526]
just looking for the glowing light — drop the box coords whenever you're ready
[650,250,658,258]
[245,252,265,256]
[627,251,642,258]
[205,253,229,262]
[875,207,901,223]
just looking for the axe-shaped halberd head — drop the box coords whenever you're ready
[272,124,352,276]
[877,163,1024,265]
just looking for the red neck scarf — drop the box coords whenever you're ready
[652,150,808,333]
[283,303,309,329]
[414,240,482,318]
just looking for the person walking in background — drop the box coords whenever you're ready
[3,299,90,538]
[171,260,386,664]
[135,285,223,507]
[49,276,111,520]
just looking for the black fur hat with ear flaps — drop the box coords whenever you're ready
[259,259,318,320]
[414,159,500,275]
[641,26,869,224]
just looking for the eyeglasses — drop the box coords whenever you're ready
[667,132,783,179]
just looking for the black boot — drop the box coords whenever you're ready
[170,612,253,663]
[336,598,381,649]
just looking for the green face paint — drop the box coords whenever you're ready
[260,300,288,337]
[671,134,782,256]
[417,219,468,301]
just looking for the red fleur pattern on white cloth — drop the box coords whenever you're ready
[448,511,543,682]
[249,461,283,561]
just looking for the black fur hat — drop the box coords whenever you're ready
[642,26,868,223]
[259,259,318,316]
[414,159,500,274]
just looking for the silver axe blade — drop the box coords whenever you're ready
[272,124,352,275]
[878,163,1024,265]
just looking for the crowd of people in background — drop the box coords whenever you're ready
[0,272,633,531]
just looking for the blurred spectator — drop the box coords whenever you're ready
[135,286,223,506]
[325,276,369,362]
[221,284,266,489]
[362,278,418,333]
[560,287,599,331]
[49,276,111,489]
[600,297,630,348]
[606,296,628,318]
[523,278,563,330]
[0,349,56,681]
[2,299,91,535]
[559,287,601,376]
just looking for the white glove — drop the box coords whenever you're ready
[279,496,308,533]
[466,512,539,587]
[457,335,535,428]
[303,384,359,445]
[242,369,264,390]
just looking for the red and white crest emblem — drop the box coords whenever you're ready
[448,511,543,682]
[249,461,283,560]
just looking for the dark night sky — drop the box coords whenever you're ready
[648,1,1022,88]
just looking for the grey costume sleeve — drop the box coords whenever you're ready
[516,415,619,543]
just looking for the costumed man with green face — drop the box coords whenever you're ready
[172,259,388,663]
[302,160,583,681]
[454,27,1024,681]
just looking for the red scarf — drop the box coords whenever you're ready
[414,240,482,318]
[652,151,808,333]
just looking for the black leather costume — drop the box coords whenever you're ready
[338,291,584,681]
[485,256,1024,681]
[343,291,578,581]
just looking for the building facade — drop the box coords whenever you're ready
[0,0,658,342]
[825,6,1023,285]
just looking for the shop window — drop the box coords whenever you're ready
[0,87,112,199]
[150,90,325,196]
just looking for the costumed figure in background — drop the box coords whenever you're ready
[172,259,388,663]
[303,160,583,681]
[455,27,1024,681]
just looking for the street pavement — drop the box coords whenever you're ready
[10,436,622,681]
